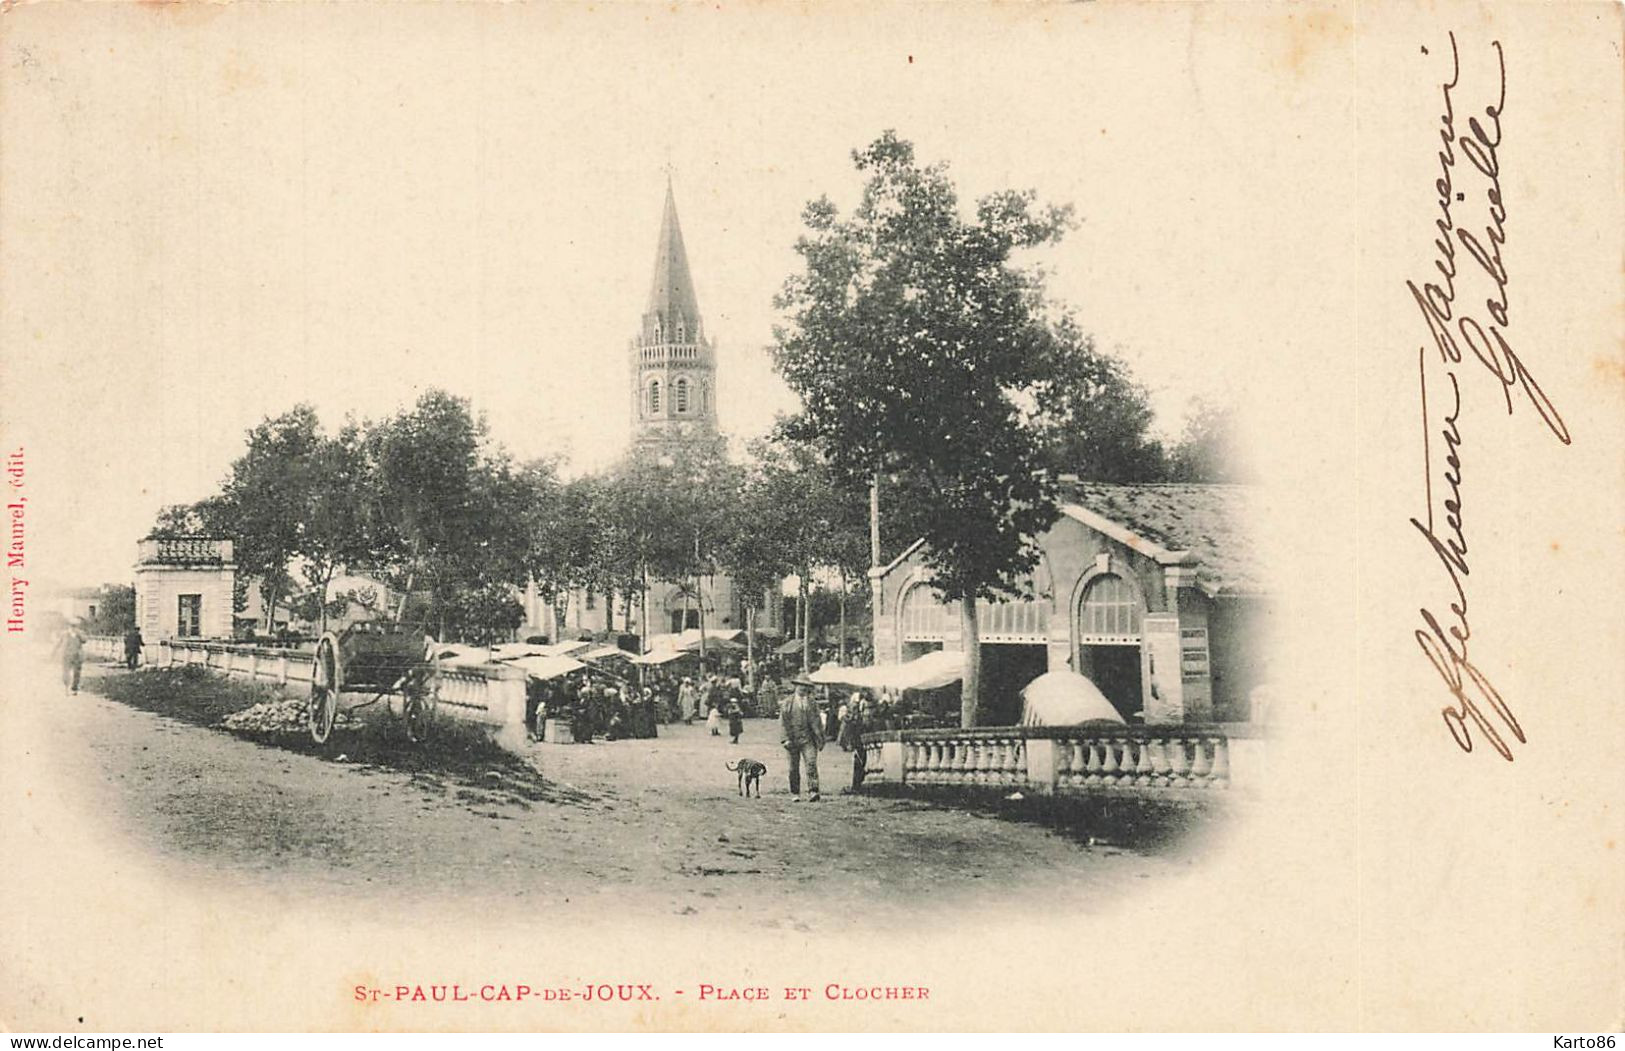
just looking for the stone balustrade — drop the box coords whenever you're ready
[901,732,1029,787]
[150,638,524,731]
[861,725,1254,798]
[85,635,126,662]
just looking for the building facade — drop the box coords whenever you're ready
[869,481,1270,727]
[133,537,237,641]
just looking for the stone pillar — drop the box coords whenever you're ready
[1140,613,1185,724]
[1168,567,1214,724]
[1045,610,1071,675]
[1023,738,1059,795]
[877,740,906,783]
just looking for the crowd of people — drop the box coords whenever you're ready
[524,653,907,790]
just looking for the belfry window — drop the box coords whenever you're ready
[675,378,689,413]
[649,380,661,414]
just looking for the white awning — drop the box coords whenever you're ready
[433,644,493,667]
[504,654,586,682]
[629,648,690,666]
[809,650,965,692]
[580,645,633,663]
[490,642,554,661]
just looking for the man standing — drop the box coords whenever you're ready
[779,682,826,802]
[678,677,696,724]
[757,675,780,719]
[123,625,144,671]
[58,623,86,694]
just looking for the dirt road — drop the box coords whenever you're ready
[12,660,1184,933]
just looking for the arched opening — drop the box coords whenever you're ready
[1076,572,1144,720]
[897,580,949,662]
[675,377,689,413]
[649,379,661,414]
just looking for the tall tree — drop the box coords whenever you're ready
[598,436,740,653]
[1168,398,1251,483]
[298,422,380,633]
[366,391,532,638]
[218,406,324,630]
[520,470,600,641]
[773,131,1072,726]
[1029,321,1170,482]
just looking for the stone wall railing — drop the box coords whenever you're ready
[136,537,232,564]
[860,725,1259,798]
[85,635,126,663]
[151,638,523,730]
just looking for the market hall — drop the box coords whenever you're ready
[866,478,1271,729]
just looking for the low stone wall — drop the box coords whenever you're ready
[151,638,525,731]
[85,635,127,663]
[860,724,1262,801]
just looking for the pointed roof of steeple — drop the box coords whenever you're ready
[644,178,702,333]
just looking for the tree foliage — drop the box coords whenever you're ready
[1029,322,1170,483]
[82,584,136,635]
[772,131,1079,724]
[1168,398,1250,483]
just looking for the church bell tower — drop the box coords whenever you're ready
[631,179,718,449]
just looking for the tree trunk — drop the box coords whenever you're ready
[694,530,707,662]
[639,563,649,655]
[959,594,981,728]
[317,564,336,638]
[838,567,848,666]
[395,569,416,627]
[262,577,281,639]
[745,606,756,690]
[800,569,812,673]
[553,594,566,642]
[869,473,882,569]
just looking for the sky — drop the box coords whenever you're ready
[2,3,1332,587]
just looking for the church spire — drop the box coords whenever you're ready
[643,178,702,341]
[630,178,717,449]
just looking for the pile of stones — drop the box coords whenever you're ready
[222,696,359,735]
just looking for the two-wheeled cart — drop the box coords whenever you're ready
[307,620,440,745]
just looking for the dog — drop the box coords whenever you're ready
[725,758,768,798]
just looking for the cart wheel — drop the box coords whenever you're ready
[403,655,440,744]
[309,635,340,745]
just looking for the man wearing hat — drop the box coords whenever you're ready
[779,682,826,801]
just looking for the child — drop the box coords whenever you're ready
[726,700,744,744]
[706,702,722,737]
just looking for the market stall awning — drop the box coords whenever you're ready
[433,644,493,667]
[774,637,806,656]
[688,635,745,652]
[1019,670,1125,726]
[490,642,553,661]
[629,648,690,666]
[809,650,964,692]
[505,654,586,682]
[807,661,886,690]
[580,645,633,663]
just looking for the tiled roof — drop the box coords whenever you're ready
[1059,480,1265,596]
